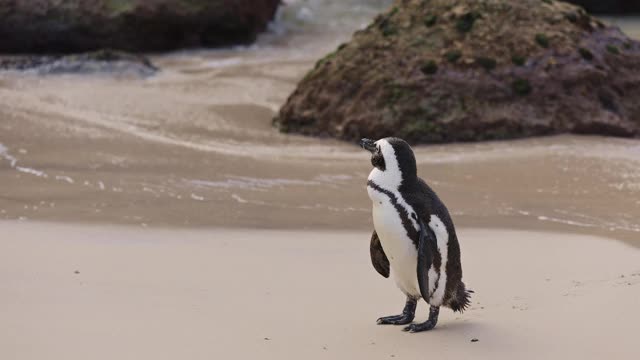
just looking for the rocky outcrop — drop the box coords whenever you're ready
[566,1,640,14]
[275,0,640,143]
[0,0,281,53]
[0,50,157,76]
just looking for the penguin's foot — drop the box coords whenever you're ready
[403,320,436,332]
[376,297,417,326]
[403,305,439,333]
[377,314,414,325]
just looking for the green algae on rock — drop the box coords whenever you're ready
[475,56,497,71]
[535,33,550,48]
[421,60,439,75]
[445,50,463,63]
[511,55,527,66]
[606,45,620,55]
[512,78,532,96]
[275,0,640,143]
[579,47,594,60]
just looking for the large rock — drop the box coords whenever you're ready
[275,0,640,143]
[0,0,280,53]
[566,1,640,14]
[0,50,158,76]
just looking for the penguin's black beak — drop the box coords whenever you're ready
[359,138,377,153]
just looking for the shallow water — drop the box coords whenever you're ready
[0,2,639,245]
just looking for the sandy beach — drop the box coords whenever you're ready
[1,2,640,359]
[1,222,638,360]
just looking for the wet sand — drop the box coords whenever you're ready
[1,222,639,360]
[1,62,639,244]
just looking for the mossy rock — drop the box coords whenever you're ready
[276,0,640,143]
[511,55,527,66]
[512,79,532,95]
[606,45,620,54]
[579,47,594,60]
[424,14,438,27]
[315,51,337,69]
[445,50,462,63]
[565,13,578,23]
[476,57,497,71]
[456,12,480,33]
[0,49,157,75]
[421,60,439,75]
[535,33,550,48]
[0,0,281,53]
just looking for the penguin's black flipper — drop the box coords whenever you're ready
[416,219,435,302]
[370,231,390,278]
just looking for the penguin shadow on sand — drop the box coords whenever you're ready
[359,137,473,333]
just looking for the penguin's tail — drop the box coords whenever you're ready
[449,282,473,313]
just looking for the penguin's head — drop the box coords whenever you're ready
[360,137,417,188]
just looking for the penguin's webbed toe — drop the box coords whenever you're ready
[377,298,417,325]
[376,314,414,325]
[402,321,437,333]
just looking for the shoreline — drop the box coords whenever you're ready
[1,214,638,248]
[1,221,639,360]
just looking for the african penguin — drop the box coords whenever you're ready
[360,137,472,333]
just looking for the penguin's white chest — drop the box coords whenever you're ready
[370,198,421,298]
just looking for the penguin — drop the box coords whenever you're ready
[359,137,472,333]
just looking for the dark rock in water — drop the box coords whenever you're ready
[275,0,640,143]
[566,1,640,14]
[0,0,280,53]
[0,49,158,76]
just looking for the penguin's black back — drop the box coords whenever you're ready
[400,176,465,309]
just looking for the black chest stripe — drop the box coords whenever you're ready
[367,180,418,246]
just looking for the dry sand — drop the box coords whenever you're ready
[2,221,638,360]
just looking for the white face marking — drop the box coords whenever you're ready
[367,139,418,230]
[367,139,403,190]
[427,215,449,306]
